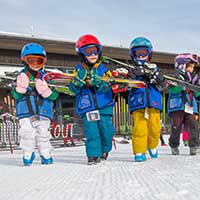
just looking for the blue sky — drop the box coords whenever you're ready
[0,0,200,54]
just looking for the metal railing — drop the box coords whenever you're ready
[0,113,85,153]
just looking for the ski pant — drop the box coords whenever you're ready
[19,116,52,155]
[169,111,199,148]
[82,114,115,157]
[160,134,165,145]
[132,108,161,154]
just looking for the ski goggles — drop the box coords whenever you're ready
[22,55,46,68]
[175,53,198,64]
[130,47,151,58]
[78,45,102,56]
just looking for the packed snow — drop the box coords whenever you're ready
[0,135,200,200]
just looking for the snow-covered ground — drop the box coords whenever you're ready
[1,135,200,200]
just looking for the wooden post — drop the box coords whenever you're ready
[162,92,166,127]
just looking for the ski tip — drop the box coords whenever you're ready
[128,82,146,88]
[136,82,147,88]
[102,55,109,59]
[101,56,110,63]
[136,83,147,88]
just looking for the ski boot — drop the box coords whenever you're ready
[87,157,101,165]
[134,153,146,162]
[148,148,158,158]
[171,147,179,155]
[183,140,189,146]
[196,146,200,153]
[190,147,197,155]
[23,152,35,166]
[40,153,53,165]
[101,152,109,160]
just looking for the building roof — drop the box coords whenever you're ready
[0,32,177,65]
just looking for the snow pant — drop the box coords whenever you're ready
[169,111,199,148]
[160,134,165,145]
[19,116,52,155]
[82,114,115,157]
[132,108,161,154]
[183,115,200,147]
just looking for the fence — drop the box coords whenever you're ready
[0,113,19,152]
[50,116,85,148]
[0,113,85,152]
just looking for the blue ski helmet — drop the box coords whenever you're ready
[129,37,153,64]
[21,43,47,58]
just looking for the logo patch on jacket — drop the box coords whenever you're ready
[152,101,158,106]
[79,95,91,110]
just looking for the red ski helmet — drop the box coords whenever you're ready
[75,34,102,64]
[76,34,101,49]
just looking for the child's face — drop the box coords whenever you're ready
[136,55,148,61]
[186,63,195,73]
[29,65,42,71]
[24,55,46,71]
[132,47,150,63]
[86,54,99,64]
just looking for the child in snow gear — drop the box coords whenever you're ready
[11,43,59,165]
[69,34,115,165]
[168,53,200,155]
[128,37,164,162]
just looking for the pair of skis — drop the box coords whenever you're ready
[1,56,199,94]
[43,71,146,89]
[0,68,147,96]
[101,56,200,93]
[41,58,147,90]
[163,75,200,92]
[0,73,75,96]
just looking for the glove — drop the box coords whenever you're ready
[133,66,145,76]
[150,71,160,84]
[89,69,102,88]
[150,77,157,84]
[112,84,127,93]
[115,68,129,77]
[185,71,198,85]
[150,71,167,91]
[16,73,29,94]
[35,79,52,98]
[144,63,159,76]
[72,68,87,88]
[112,70,119,77]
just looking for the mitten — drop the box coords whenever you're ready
[89,69,102,87]
[35,79,52,98]
[134,66,145,76]
[16,73,29,93]
[72,68,87,88]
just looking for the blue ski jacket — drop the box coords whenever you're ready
[70,63,114,116]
